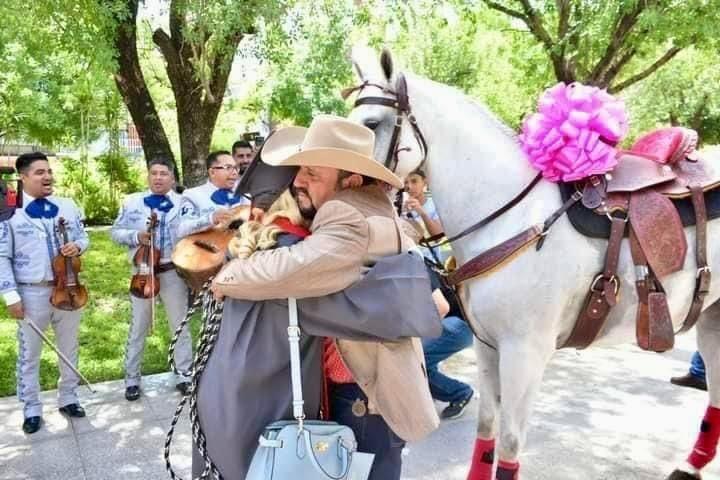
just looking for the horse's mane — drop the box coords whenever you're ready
[407,73,520,143]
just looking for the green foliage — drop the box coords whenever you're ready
[0,230,202,397]
[625,48,720,144]
[56,155,144,225]
[258,0,355,126]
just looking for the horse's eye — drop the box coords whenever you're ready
[364,119,381,131]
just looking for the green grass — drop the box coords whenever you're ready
[0,229,201,397]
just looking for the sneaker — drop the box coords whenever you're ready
[441,390,474,420]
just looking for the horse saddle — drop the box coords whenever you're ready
[563,127,714,353]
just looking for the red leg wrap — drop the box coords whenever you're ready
[495,460,519,480]
[467,438,495,480]
[688,405,720,470]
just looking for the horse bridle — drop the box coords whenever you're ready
[342,73,428,174]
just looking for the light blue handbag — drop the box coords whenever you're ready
[246,298,375,480]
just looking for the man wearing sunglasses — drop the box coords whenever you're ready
[177,150,249,239]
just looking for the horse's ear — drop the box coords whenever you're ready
[380,48,394,82]
[352,60,365,81]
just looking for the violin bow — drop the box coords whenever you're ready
[149,225,156,333]
[21,317,96,393]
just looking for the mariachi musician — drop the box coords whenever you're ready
[0,152,90,434]
[177,150,249,239]
[111,157,192,401]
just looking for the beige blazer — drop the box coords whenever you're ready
[213,184,439,441]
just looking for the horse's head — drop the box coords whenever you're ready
[346,47,425,182]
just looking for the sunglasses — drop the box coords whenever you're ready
[211,164,239,172]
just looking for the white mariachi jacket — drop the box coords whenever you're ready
[176,181,249,239]
[0,192,89,306]
[110,190,183,265]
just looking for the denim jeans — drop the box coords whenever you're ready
[422,316,474,403]
[330,383,405,480]
[690,351,706,379]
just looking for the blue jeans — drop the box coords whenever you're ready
[331,383,405,480]
[422,316,474,403]
[690,351,706,379]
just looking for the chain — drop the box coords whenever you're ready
[165,280,225,480]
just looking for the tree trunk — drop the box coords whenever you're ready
[108,0,177,179]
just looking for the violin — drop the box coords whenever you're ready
[130,212,161,298]
[50,217,88,311]
[172,204,250,290]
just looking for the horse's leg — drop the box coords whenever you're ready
[669,300,720,480]
[467,341,500,480]
[495,337,554,480]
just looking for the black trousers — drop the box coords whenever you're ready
[330,383,405,480]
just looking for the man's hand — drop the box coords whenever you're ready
[250,207,265,222]
[212,208,233,225]
[404,197,424,214]
[60,242,81,257]
[138,231,152,245]
[210,281,225,301]
[7,301,24,319]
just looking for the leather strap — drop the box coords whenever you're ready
[563,202,627,349]
[287,298,306,423]
[447,225,543,285]
[679,185,711,333]
[630,227,674,351]
[424,173,543,247]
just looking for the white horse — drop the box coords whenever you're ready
[347,47,720,480]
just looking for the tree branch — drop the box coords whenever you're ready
[609,46,682,93]
[598,47,636,88]
[482,1,527,21]
[556,0,571,40]
[589,1,657,83]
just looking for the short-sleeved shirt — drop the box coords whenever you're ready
[407,197,441,260]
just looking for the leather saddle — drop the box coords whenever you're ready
[563,127,714,353]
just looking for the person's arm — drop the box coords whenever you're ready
[418,208,443,236]
[110,198,141,247]
[68,200,90,254]
[177,196,214,238]
[297,252,443,341]
[0,221,20,313]
[213,199,369,300]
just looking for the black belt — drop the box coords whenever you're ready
[156,263,176,274]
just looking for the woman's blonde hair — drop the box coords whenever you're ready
[228,190,306,259]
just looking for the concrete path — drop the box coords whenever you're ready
[1,332,719,479]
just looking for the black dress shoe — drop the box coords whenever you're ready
[175,382,191,396]
[670,373,707,391]
[22,416,42,434]
[59,403,86,418]
[125,386,141,401]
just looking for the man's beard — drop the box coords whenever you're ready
[291,186,317,220]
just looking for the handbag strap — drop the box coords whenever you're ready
[288,297,306,424]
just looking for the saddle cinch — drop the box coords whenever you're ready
[563,127,719,352]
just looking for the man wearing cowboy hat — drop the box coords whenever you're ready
[212,114,440,479]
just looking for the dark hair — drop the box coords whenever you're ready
[232,140,252,153]
[205,150,232,170]
[147,157,176,175]
[16,152,48,173]
[409,168,426,179]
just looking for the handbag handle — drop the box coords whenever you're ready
[302,429,352,480]
[288,297,306,424]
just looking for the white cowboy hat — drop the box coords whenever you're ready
[260,114,403,188]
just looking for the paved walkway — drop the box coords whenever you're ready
[1,332,719,479]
